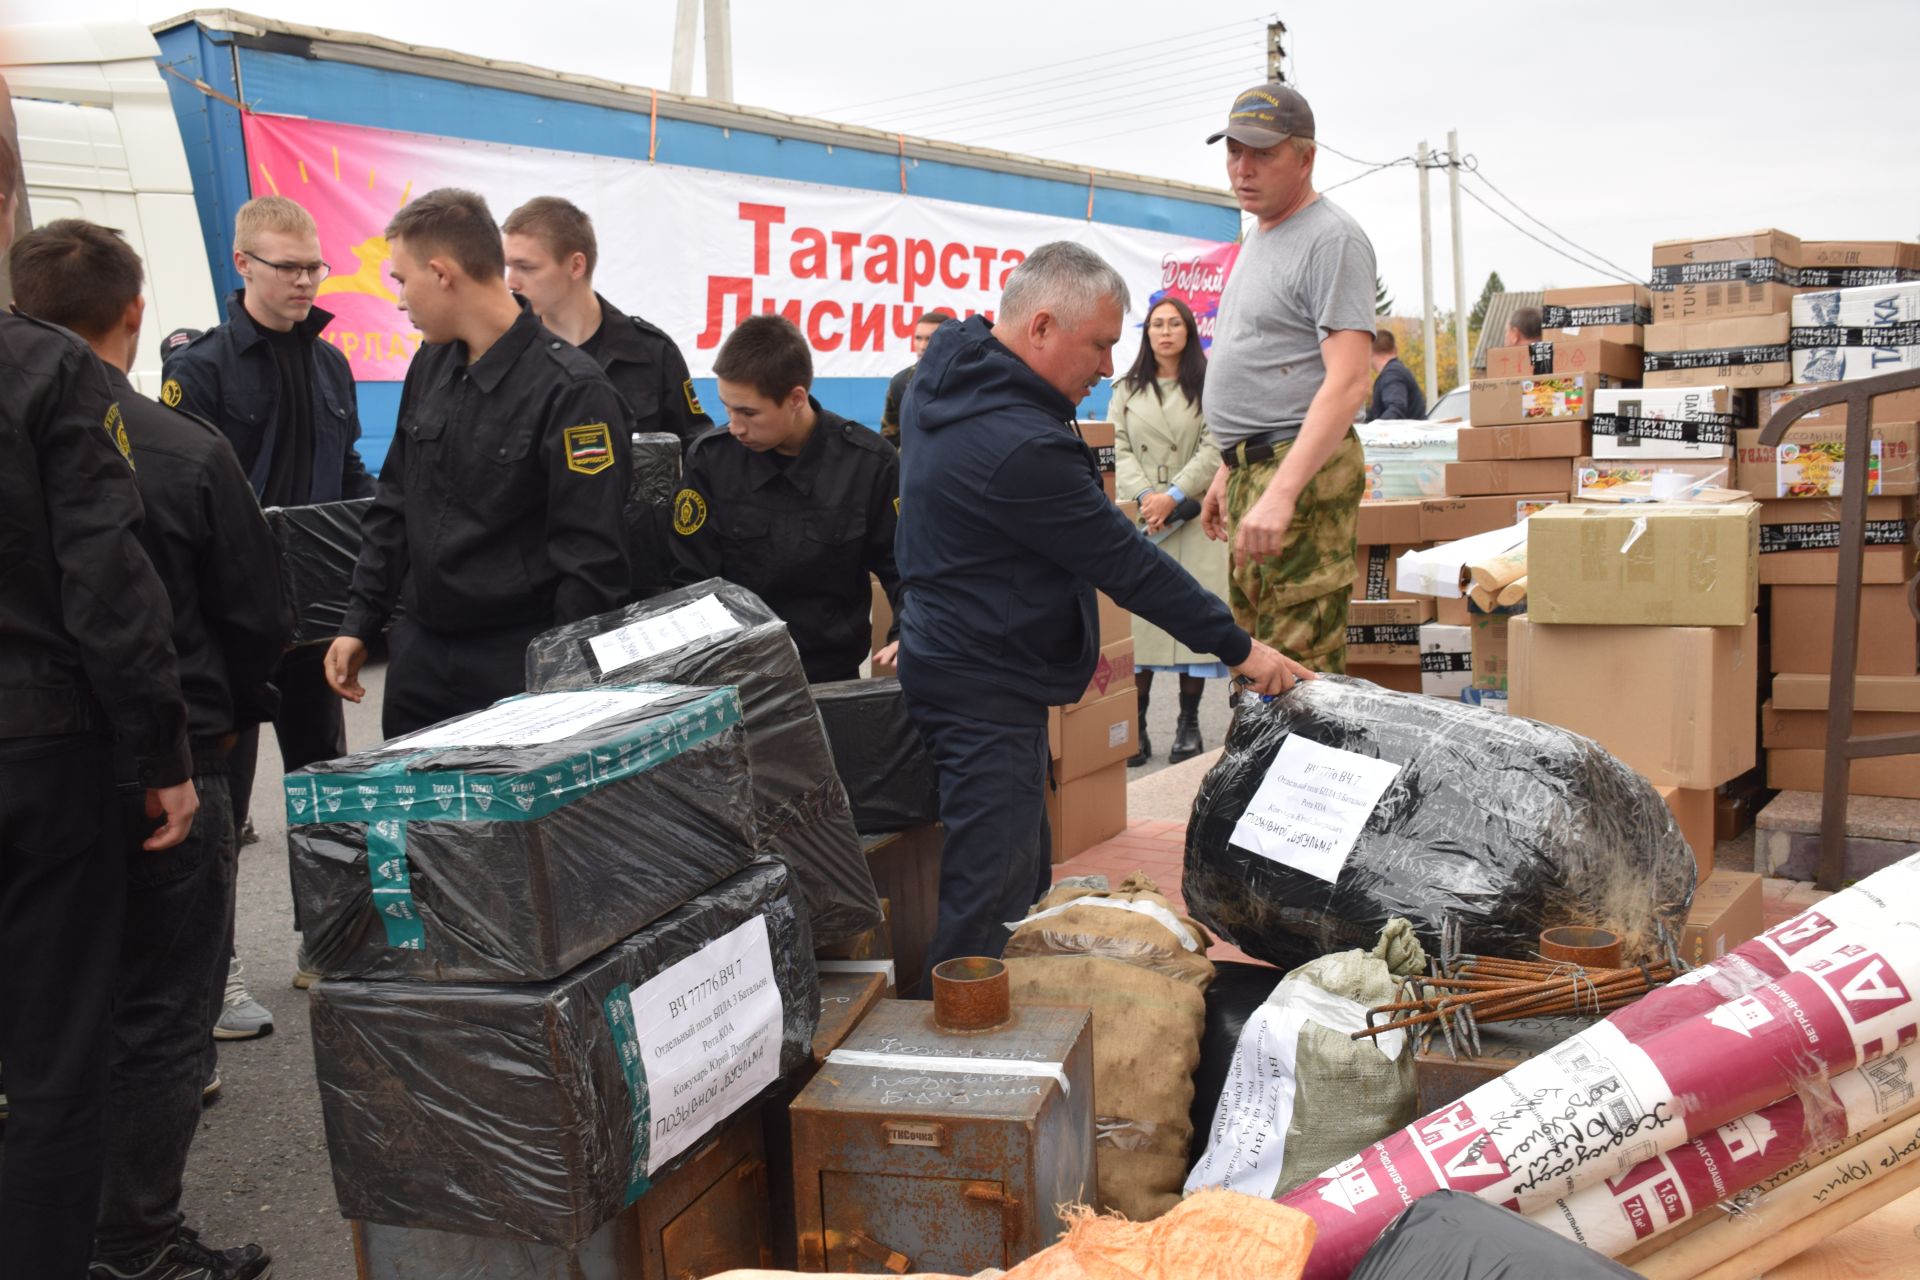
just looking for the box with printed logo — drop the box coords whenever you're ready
[1789,281,1920,383]
[1652,229,1803,323]
[1468,372,1619,427]
[1736,422,1918,498]
[1796,241,1920,289]
[1417,623,1473,699]
[1757,382,1920,428]
[1644,315,1792,389]
[1346,597,1434,664]
[1070,637,1137,708]
[1543,284,1653,345]
[1755,496,1916,585]
[1590,385,1746,461]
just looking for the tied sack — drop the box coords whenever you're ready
[1003,873,1214,1221]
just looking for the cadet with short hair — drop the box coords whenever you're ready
[12,217,289,1280]
[670,315,902,683]
[325,189,633,737]
[879,309,955,448]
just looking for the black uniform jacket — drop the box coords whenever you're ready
[162,291,377,503]
[342,301,633,639]
[108,365,294,742]
[0,313,189,786]
[588,294,713,448]
[670,401,901,682]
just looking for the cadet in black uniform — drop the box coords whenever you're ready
[12,218,289,1280]
[326,189,632,738]
[0,145,197,1280]
[671,315,902,683]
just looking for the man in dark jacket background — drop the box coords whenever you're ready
[895,241,1310,972]
[1365,330,1425,421]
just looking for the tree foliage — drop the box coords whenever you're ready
[1375,272,1394,317]
[1468,270,1505,332]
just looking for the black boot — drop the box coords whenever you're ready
[1169,675,1205,763]
[1127,670,1153,766]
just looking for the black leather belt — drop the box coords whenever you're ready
[1221,432,1296,469]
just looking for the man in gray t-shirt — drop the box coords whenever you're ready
[1197,83,1376,672]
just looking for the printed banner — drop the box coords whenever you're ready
[240,112,1236,381]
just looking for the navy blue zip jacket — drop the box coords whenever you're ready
[895,316,1251,724]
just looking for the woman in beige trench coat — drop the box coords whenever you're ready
[1110,296,1230,765]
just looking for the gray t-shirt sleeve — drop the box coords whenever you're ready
[1311,224,1380,339]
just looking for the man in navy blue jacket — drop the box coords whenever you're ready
[895,241,1310,972]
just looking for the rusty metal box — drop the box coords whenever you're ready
[789,999,1095,1274]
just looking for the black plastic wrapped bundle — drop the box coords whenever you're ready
[626,431,681,597]
[289,683,757,982]
[310,859,819,1246]
[1183,677,1694,973]
[525,580,881,945]
[810,677,941,833]
[1349,1191,1639,1279]
[264,498,372,645]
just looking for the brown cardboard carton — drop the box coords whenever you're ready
[1487,345,1542,379]
[1771,673,1920,714]
[1680,871,1764,966]
[1469,372,1617,427]
[1550,338,1644,381]
[1418,493,1564,542]
[1434,594,1471,627]
[1470,613,1510,691]
[1770,585,1920,676]
[1735,422,1919,498]
[1644,314,1792,389]
[1443,459,1576,496]
[1767,750,1920,800]
[1067,637,1138,709]
[1762,699,1920,750]
[1352,543,1431,601]
[1347,598,1434,663]
[1346,662,1424,694]
[1652,229,1803,323]
[1575,457,1732,500]
[1046,760,1128,863]
[1457,423,1590,461]
[1755,495,1917,585]
[1080,419,1116,477]
[1055,687,1137,783]
[1656,784,1717,879]
[1543,284,1653,344]
[1356,498,1426,546]
[1508,614,1759,788]
[1796,240,1920,289]
[1526,501,1760,627]
[1758,383,1920,428]
[1096,590,1129,646]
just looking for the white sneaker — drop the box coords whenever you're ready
[214,957,273,1041]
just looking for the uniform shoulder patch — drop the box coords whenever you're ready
[840,420,890,455]
[160,378,184,408]
[673,487,708,536]
[893,496,901,515]
[563,422,615,475]
[682,379,704,417]
[105,402,133,467]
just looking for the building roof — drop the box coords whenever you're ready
[1471,290,1544,371]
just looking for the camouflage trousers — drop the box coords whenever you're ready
[1223,429,1365,672]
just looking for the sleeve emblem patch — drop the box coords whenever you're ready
[563,422,615,475]
[673,487,708,536]
[161,379,184,408]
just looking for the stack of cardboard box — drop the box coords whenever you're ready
[1046,590,1135,861]
[1456,371,1603,501]
[1642,230,1800,399]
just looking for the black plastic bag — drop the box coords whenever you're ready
[1183,678,1694,972]
[289,683,757,982]
[264,498,372,646]
[310,858,819,1246]
[1350,1190,1638,1279]
[810,677,941,833]
[525,579,881,946]
[626,431,681,597]
[1187,958,1285,1167]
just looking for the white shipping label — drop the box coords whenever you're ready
[381,689,670,752]
[589,595,741,675]
[628,916,783,1173]
[1108,720,1131,749]
[1229,735,1401,883]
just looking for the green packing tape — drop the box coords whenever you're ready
[601,982,654,1204]
[365,817,427,952]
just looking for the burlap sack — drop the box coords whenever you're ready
[1004,874,1215,1221]
[1002,1188,1313,1280]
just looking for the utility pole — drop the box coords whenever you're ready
[670,0,698,95]
[1266,21,1288,82]
[1448,129,1469,383]
[1417,139,1438,402]
[669,0,734,102]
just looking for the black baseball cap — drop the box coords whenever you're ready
[1207,83,1316,147]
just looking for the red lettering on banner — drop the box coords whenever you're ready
[849,304,886,351]
[760,297,803,325]
[697,276,754,348]
[864,235,898,284]
[998,248,1027,289]
[904,238,936,302]
[739,203,786,276]
[892,305,922,340]
[939,242,971,290]
[808,300,846,352]
[972,245,999,290]
[790,227,828,280]
[830,230,862,281]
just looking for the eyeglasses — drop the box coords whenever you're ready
[244,250,331,285]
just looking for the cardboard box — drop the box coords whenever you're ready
[1356,498,1426,546]
[1418,493,1564,543]
[1055,687,1137,783]
[1644,314,1793,389]
[1547,338,1644,381]
[1434,594,1471,626]
[1470,613,1510,691]
[1735,421,1919,497]
[1345,662,1424,694]
[1543,284,1653,344]
[1487,345,1547,379]
[1771,672,1920,714]
[1576,458,1733,500]
[1526,501,1760,627]
[1767,749,1920,800]
[1680,870,1765,967]
[1590,386,1745,461]
[1418,623,1473,699]
[1508,615,1760,789]
[1762,699,1920,751]
[1796,240,1920,288]
[1456,422,1590,461]
[1353,543,1430,601]
[1443,458,1575,497]
[1770,585,1920,675]
[1096,590,1129,646]
[1757,383,1920,428]
[1657,784,1717,880]
[1652,229,1803,323]
[1347,598,1434,663]
[1080,419,1116,476]
[1359,421,1460,500]
[1755,495,1917,585]
[1789,281,1920,383]
[1047,760,1128,863]
[1069,637,1138,709]
[1469,373,1616,427]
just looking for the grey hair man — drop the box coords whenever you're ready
[893,240,1310,978]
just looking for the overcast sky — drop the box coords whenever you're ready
[16,0,1919,317]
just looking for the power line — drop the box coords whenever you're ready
[808,16,1267,117]
[1317,140,1406,169]
[1458,161,1642,283]
[894,47,1257,140]
[1320,157,1416,194]
[1455,182,1639,284]
[945,69,1260,148]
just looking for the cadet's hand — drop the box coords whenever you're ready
[872,641,900,668]
[325,635,369,703]
[1201,469,1230,541]
[1233,487,1299,567]
[1141,492,1177,532]
[1230,640,1316,698]
[143,780,199,851]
